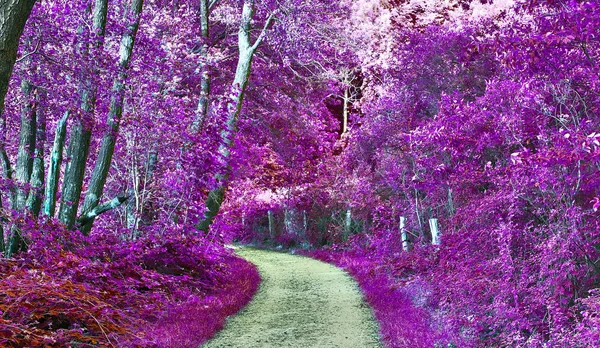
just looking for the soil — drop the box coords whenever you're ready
[202,247,382,348]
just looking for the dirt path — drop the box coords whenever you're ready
[203,247,382,348]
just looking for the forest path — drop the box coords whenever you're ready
[202,247,382,348]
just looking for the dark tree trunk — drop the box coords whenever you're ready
[0,0,38,118]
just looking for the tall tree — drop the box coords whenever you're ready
[0,0,37,118]
[79,0,144,234]
[58,0,109,228]
[192,0,211,131]
[196,0,274,231]
[6,80,37,255]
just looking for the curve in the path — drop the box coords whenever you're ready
[203,247,382,348]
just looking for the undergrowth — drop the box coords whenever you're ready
[0,223,260,347]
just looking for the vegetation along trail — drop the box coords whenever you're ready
[203,247,382,348]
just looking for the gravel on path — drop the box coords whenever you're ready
[202,247,382,348]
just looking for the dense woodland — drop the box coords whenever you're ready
[0,0,598,346]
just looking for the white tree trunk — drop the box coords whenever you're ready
[429,218,441,245]
[344,209,351,235]
[193,0,210,131]
[400,216,410,251]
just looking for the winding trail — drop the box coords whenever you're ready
[203,247,382,348]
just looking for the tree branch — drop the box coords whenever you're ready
[74,194,130,229]
[251,12,276,52]
[16,38,41,63]
[209,0,218,10]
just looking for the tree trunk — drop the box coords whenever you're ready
[303,210,307,235]
[0,123,12,255]
[193,0,211,131]
[0,0,38,118]
[429,218,441,245]
[12,80,35,209]
[0,195,4,252]
[79,0,144,235]
[344,208,351,236]
[26,88,45,216]
[7,80,37,256]
[268,209,274,238]
[447,187,455,216]
[196,0,275,232]
[58,123,91,228]
[284,208,293,234]
[400,216,410,251]
[43,111,68,217]
[74,194,129,229]
[342,87,349,134]
[58,0,108,229]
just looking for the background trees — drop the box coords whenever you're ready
[222,0,600,346]
[1,0,599,346]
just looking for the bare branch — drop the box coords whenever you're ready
[16,38,41,63]
[75,194,130,229]
[251,12,276,52]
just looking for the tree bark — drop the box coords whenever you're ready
[25,88,45,216]
[0,125,12,255]
[12,80,35,210]
[196,0,275,232]
[58,0,108,229]
[342,87,349,134]
[79,0,144,235]
[75,194,129,229]
[58,122,91,228]
[7,80,37,256]
[268,209,274,238]
[400,216,410,251]
[0,195,4,253]
[42,110,68,217]
[0,0,37,118]
[192,0,211,131]
[429,218,441,245]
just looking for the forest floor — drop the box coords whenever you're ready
[202,247,382,348]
